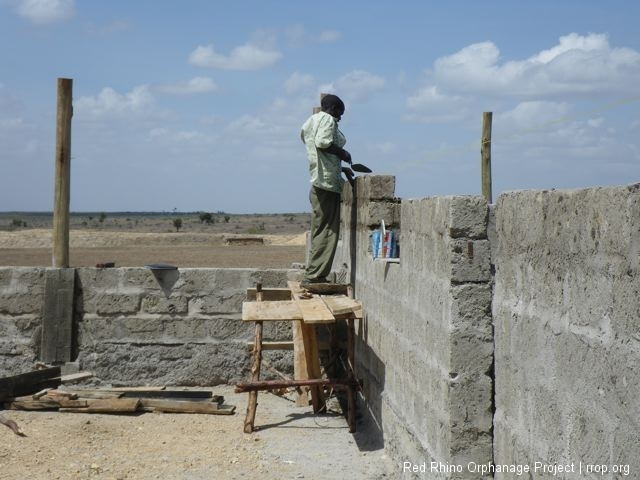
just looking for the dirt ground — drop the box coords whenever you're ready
[1,215,396,479]
[0,228,306,268]
[0,212,310,268]
[1,386,394,480]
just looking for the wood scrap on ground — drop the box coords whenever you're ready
[4,387,235,415]
[0,368,236,426]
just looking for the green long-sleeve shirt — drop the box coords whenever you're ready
[300,111,346,193]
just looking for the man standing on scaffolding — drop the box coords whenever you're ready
[300,94,352,290]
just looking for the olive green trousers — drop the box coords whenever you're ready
[304,186,341,282]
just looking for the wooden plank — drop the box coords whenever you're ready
[32,388,53,399]
[246,287,291,301]
[59,398,141,413]
[41,268,75,363]
[4,396,60,410]
[0,367,61,401]
[292,320,310,407]
[119,390,213,400]
[288,282,335,324]
[301,321,324,412]
[58,399,89,408]
[139,399,232,415]
[321,296,363,318]
[56,390,123,399]
[242,300,302,322]
[60,372,94,385]
[110,386,166,391]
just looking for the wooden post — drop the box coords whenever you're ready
[40,268,75,363]
[346,284,356,432]
[244,283,263,433]
[481,112,492,203]
[53,78,73,267]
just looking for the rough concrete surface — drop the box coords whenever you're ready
[493,184,640,478]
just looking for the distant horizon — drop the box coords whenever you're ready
[0,210,311,216]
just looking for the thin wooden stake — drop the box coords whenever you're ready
[346,284,357,433]
[481,111,493,204]
[53,78,73,267]
[244,283,263,433]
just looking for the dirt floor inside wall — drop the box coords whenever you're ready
[1,385,394,480]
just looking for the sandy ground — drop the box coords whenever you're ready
[0,386,394,480]
[0,230,307,268]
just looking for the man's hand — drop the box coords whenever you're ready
[342,167,355,186]
[324,144,352,163]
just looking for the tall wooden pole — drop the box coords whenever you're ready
[481,112,493,203]
[53,78,73,267]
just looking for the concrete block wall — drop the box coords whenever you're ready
[335,176,494,478]
[0,266,294,385]
[493,184,640,478]
[0,267,46,374]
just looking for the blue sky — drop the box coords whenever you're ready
[1,0,639,213]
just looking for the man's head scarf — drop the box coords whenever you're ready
[321,94,345,116]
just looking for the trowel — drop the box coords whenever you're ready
[350,163,372,173]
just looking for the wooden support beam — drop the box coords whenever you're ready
[244,283,264,433]
[53,77,73,268]
[235,378,357,393]
[41,268,75,364]
[481,111,493,203]
[288,281,326,411]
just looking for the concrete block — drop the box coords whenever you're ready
[450,282,492,322]
[0,292,43,314]
[357,175,395,200]
[449,196,488,239]
[141,294,188,314]
[450,239,491,283]
[361,200,401,228]
[197,291,246,314]
[95,292,141,314]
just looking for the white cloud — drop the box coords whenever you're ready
[284,72,315,94]
[75,85,155,118]
[405,85,469,122]
[320,70,385,102]
[189,43,282,70]
[496,101,571,130]
[12,0,74,24]
[319,30,341,43]
[226,115,267,134]
[157,77,218,95]
[285,25,341,47]
[432,33,640,96]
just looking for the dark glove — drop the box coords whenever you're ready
[324,144,352,164]
[342,167,355,186]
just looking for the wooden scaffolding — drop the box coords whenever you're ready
[237,281,361,433]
